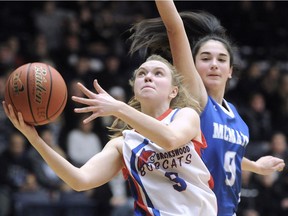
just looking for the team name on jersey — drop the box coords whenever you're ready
[138,145,192,176]
[212,122,248,146]
[156,146,190,160]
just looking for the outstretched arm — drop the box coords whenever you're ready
[155,0,208,109]
[72,80,201,151]
[2,101,123,191]
[242,156,285,175]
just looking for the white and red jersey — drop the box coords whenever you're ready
[122,109,217,216]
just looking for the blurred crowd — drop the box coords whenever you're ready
[0,1,288,216]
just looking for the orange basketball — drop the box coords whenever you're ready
[5,62,67,126]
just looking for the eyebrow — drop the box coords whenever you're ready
[200,51,228,57]
[138,66,166,71]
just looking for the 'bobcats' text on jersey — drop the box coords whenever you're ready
[122,108,217,216]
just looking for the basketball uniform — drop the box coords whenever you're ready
[200,96,249,216]
[122,108,217,216]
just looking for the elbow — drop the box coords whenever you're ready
[69,178,102,192]
[72,185,85,192]
[67,178,90,192]
[68,182,85,192]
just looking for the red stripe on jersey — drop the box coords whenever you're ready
[122,161,152,215]
[191,132,214,189]
[156,108,173,121]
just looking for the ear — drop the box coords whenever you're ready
[228,66,233,79]
[169,86,178,99]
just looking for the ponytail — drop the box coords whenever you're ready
[128,11,226,60]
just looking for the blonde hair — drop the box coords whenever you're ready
[109,54,200,138]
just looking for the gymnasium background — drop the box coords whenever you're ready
[0,1,287,216]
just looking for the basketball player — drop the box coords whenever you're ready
[128,0,285,215]
[3,18,217,216]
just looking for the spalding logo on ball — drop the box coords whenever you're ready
[5,62,67,126]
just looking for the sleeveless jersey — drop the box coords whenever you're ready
[122,109,217,216]
[201,96,249,216]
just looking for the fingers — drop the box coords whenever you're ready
[7,103,17,120]
[74,106,100,122]
[276,162,285,172]
[2,102,16,125]
[270,157,285,172]
[277,166,284,172]
[3,102,20,127]
[72,96,95,106]
[72,80,108,104]
[76,80,107,99]
[74,106,97,113]
[83,113,98,124]
[272,158,284,165]
[93,79,107,94]
[17,111,26,126]
[76,82,95,99]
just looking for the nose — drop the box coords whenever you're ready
[144,72,152,82]
[210,58,218,70]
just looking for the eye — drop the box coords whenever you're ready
[218,58,227,62]
[200,55,210,61]
[136,70,146,77]
[155,70,163,76]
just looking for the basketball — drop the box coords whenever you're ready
[4,62,67,126]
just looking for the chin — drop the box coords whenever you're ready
[206,79,222,87]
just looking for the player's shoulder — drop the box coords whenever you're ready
[175,107,199,118]
[106,136,124,151]
[108,136,124,144]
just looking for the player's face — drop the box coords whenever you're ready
[195,40,232,92]
[133,60,177,103]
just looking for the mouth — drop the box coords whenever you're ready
[207,74,221,79]
[208,73,220,76]
[141,86,155,90]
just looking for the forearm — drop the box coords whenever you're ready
[242,156,285,175]
[241,157,258,173]
[155,0,182,33]
[116,102,177,150]
[27,136,85,190]
[155,0,208,109]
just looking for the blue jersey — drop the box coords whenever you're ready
[201,96,249,216]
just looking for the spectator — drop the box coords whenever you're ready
[66,114,103,167]
[33,1,73,51]
[54,33,82,82]
[256,132,288,216]
[254,173,281,216]
[0,131,34,215]
[270,73,288,137]
[97,54,127,91]
[232,62,264,106]
[27,127,72,199]
[262,132,288,172]
[0,74,14,154]
[240,92,272,159]
[109,171,133,216]
[238,170,260,216]
[260,64,281,110]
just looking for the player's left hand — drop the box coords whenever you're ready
[255,155,285,175]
